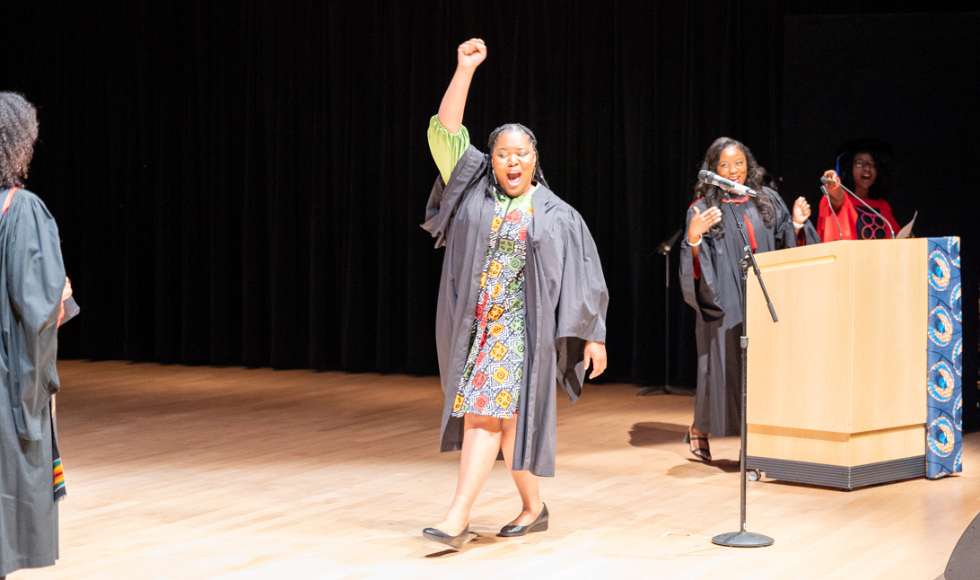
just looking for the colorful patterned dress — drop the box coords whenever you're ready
[427,115,538,420]
[452,190,533,419]
[425,117,610,475]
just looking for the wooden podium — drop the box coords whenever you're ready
[745,239,928,490]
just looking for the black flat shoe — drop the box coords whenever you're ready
[422,525,470,550]
[499,503,549,537]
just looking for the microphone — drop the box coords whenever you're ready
[820,176,837,187]
[698,170,758,197]
[655,228,684,256]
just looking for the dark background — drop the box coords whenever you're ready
[2,2,977,429]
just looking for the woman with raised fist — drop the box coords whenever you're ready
[421,39,608,550]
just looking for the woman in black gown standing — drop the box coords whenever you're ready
[679,137,819,461]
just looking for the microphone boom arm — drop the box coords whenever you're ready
[821,185,844,241]
[825,179,895,239]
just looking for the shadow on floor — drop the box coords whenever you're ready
[628,422,688,448]
[630,422,743,477]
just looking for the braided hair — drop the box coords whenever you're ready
[486,123,549,194]
[0,92,39,189]
[693,137,775,238]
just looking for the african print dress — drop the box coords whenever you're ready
[451,189,534,419]
[816,194,901,241]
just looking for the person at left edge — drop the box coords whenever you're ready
[0,92,73,579]
[421,39,609,550]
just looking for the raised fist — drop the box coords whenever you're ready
[457,38,487,69]
[792,197,811,224]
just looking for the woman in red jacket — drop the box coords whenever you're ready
[818,140,901,241]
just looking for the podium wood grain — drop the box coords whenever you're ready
[747,240,928,467]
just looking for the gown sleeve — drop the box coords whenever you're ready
[679,200,725,322]
[770,188,820,248]
[554,207,608,401]
[421,140,487,249]
[427,115,471,184]
[5,195,65,441]
[817,194,856,241]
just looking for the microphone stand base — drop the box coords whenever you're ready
[711,531,774,548]
[636,385,695,397]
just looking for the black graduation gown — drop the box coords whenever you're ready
[422,146,608,477]
[0,188,65,575]
[678,188,819,436]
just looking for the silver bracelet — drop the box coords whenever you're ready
[689,235,703,247]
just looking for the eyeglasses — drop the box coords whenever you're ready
[717,160,745,171]
[853,159,876,170]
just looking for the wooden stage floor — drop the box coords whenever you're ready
[16,361,979,580]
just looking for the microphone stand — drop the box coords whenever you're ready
[834,182,895,239]
[638,229,694,396]
[821,185,844,241]
[711,189,775,549]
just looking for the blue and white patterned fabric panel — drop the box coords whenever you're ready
[926,236,962,479]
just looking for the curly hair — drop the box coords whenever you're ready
[486,123,550,194]
[836,148,892,200]
[0,92,39,189]
[693,137,775,239]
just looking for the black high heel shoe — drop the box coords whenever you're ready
[683,428,712,462]
[499,503,549,537]
[422,525,470,550]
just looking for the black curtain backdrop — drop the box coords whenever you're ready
[3,2,977,426]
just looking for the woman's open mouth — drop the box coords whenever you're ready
[506,171,522,187]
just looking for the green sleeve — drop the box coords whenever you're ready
[427,115,471,183]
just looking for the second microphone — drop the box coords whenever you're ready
[698,170,758,197]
